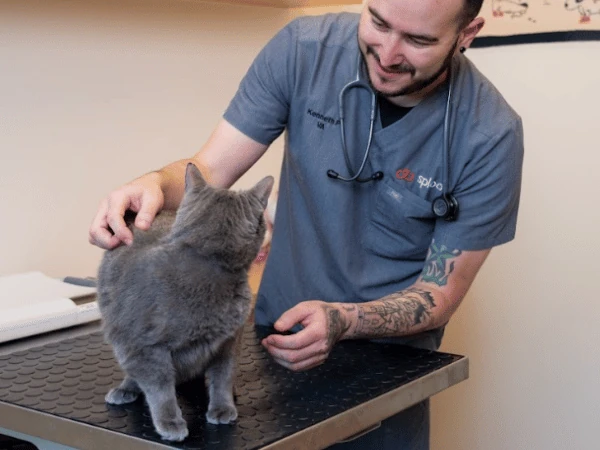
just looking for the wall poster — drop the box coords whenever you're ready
[473,0,600,47]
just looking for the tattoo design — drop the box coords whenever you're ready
[420,240,462,286]
[322,305,351,346]
[355,288,436,338]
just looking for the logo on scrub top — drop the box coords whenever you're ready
[396,168,443,191]
[395,168,415,182]
[417,176,443,191]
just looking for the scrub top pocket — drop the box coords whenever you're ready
[364,181,436,260]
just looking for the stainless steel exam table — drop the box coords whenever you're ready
[0,319,468,450]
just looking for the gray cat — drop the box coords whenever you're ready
[97,163,274,442]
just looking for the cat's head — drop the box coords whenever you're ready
[170,163,274,271]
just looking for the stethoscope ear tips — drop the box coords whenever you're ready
[327,169,383,182]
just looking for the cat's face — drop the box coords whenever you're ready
[171,164,274,270]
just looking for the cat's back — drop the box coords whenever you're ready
[97,212,175,309]
[100,211,174,264]
[129,211,176,247]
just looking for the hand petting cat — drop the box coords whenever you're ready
[261,301,352,372]
[89,172,164,250]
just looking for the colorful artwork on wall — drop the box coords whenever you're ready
[474,0,600,47]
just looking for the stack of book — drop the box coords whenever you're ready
[0,272,100,344]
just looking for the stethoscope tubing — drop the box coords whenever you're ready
[334,54,454,194]
[337,79,377,182]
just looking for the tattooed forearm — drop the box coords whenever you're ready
[322,304,352,346]
[419,240,462,287]
[352,288,437,339]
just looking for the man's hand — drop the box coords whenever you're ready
[88,172,165,250]
[88,120,269,251]
[261,301,354,372]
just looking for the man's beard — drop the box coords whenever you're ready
[365,40,458,98]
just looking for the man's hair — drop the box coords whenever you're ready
[460,0,484,28]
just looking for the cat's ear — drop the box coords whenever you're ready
[250,176,274,208]
[185,163,207,191]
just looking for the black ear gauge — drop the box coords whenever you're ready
[432,194,459,221]
[459,46,467,53]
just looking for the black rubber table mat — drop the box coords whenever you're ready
[0,324,463,449]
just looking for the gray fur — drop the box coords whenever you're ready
[97,163,274,442]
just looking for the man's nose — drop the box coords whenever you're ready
[377,36,404,67]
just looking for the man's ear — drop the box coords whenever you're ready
[458,17,485,53]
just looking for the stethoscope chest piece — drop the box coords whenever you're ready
[329,52,460,222]
[432,193,459,221]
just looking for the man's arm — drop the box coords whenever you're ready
[340,241,490,340]
[157,119,269,207]
[89,119,267,249]
[262,240,490,371]
[90,17,297,250]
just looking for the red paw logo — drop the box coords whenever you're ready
[396,168,415,182]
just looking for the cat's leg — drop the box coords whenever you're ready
[172,343,211,385]
[105,342,142,404]
[105,376,142,404]
[205,335,239,424]
[123,347,188,442]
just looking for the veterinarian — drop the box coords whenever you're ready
[89,0,524,448]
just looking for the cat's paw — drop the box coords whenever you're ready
[105,387,140,404]
[206,403,238,424]
[155,417,189,442]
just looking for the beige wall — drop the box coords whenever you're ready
[1,1,598,449]
[431,41,600,450]
[0,0,290,277]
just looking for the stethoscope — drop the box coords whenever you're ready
[326,54,459,221]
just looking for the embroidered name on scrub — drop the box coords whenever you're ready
[306,109,341,129]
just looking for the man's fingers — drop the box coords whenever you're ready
[263,324,321,350]
[88,228,122,250]
[263,338,328,363]
[262,301,334,371]
[105,194,134,246]
[89,201,125,249]
[89,228,122,250]
[273,302,320,332]
[89,176,166,250]
[271,353,327,372]
[133,192,162,230]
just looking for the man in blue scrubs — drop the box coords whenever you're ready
[90,0,524,447]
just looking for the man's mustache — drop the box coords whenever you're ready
[366,46,416,76]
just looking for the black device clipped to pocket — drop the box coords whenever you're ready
[432,193,458,222]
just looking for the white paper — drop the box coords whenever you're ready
[0,300,101,344]
[0,272,96,309]
[0,298,76,325]
[0,271,100,343]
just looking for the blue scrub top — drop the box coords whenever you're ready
[224,13,524,349]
